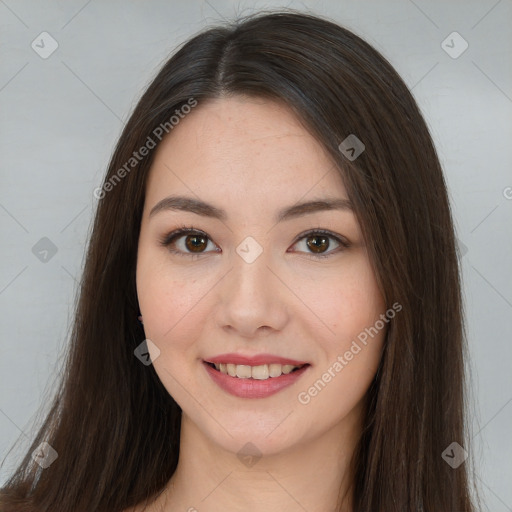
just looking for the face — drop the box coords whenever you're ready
[136,95,387,456]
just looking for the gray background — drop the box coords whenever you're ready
[1,0,511,509]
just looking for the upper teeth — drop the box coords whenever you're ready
[213,363,301,380]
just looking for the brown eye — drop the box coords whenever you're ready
[290,229,349,259]
[306,235,330,253]
[160,228,219,258]
[185,234,208,252]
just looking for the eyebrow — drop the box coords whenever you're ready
[149,195,353,223]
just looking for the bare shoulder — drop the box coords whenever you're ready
[122,500,161,512]
[122,504,147,512]
[122,486,170,512]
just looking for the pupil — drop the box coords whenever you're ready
[184,234,329,254]
[307,235,328,253]
[186,235,207,252]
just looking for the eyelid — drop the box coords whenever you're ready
[159,226,350,258]
[291,228,350,248]
[158,225,219,259]
[288,228,350,259]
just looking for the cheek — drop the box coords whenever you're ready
[136,252,210,400]
[297,308,386,422]
[295,257,385,393]
[293,256,385,341]
[136,247,215,345]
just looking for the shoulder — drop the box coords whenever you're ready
[122,502,159,512]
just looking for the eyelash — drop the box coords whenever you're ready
[158,224,350,260]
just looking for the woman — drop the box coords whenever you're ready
[0,10,478,512]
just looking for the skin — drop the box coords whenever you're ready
[134,95,387,512]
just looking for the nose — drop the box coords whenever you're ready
[214,248,290,339]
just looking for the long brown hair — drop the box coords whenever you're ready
[0,10,478,512]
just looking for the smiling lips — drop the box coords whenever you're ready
[211,362,303,379]
[203,353,310,398]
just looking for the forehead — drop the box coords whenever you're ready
[144,96,347,210]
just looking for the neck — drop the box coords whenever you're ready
[160,405,363,512]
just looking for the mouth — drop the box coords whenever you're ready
[204,361,308,380]
[202,358,311,399]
